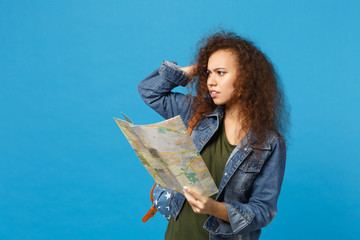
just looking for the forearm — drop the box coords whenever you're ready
[209,200,229,222]
[138,62,189,99]
[137,61,191,120]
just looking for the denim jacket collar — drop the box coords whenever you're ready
[204,105,225,118]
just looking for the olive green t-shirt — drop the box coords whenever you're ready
[165,120,236,240]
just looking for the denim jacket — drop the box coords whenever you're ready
[138,61,286,240]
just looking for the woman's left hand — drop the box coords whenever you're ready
[183,186,230,222]
[183,186,214,214]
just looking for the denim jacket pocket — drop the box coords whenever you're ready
[239,147,270,173]
[225,148,271,196]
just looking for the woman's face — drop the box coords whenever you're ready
[207,49,239,108]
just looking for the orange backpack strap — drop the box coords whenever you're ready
[143,114,199,222]
[142,183,158,222]
[187,112,201,135]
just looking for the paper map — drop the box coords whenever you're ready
[114,114,218,197]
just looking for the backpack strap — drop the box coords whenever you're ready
[187,112,201,135]
[142,183,158,222]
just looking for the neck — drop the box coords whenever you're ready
[223,104,245,145]
[224,104,241,122]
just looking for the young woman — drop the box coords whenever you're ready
[138,31,289,240]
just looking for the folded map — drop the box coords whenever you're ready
[114,114,218,197]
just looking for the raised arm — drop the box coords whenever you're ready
[138,61,194,122]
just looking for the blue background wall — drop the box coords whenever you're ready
[1,0,359,239]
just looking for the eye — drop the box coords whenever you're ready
[218,71,225,75]
[206,71,212,77]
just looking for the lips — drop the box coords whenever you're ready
[209,90,220,98]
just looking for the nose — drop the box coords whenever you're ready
[207,74,217,87]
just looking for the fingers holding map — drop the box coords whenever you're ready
[114,114,218,197]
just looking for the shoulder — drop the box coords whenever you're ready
[249,129,286,151]
[261,131,287,166]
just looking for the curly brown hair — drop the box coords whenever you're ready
[187,30,290,145]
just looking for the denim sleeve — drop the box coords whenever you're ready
[220,138,286,235]
[152,184,172,220]
[152,184,186,220]
[137,60,192,123]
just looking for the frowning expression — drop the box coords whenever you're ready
[207,49,239,107]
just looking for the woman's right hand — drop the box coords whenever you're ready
[180,64,197,79]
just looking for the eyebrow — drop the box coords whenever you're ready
[207,67,226,71]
